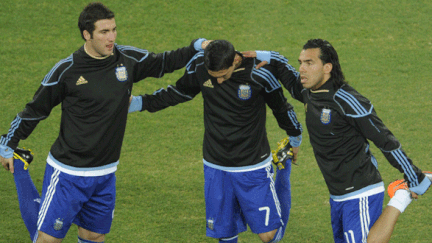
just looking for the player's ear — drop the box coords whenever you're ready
[323,63,332,74]
[83,30,91,41]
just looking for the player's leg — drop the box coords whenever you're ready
[367,179,411,243]
[232,164,283,242]
[73,172,116,242]
[273,158,292,238]
[203,164,246,242]
[12,148,41,241]
[36,163,98,242]
[341,192,384,243]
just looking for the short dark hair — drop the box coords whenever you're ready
[204,40,236,72]
[78,2,115,41]
[303,39,347,87]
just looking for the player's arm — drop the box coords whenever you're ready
[337,91,430,195]
[249,59,302,162]
[1,61,66,173]
[133,38,207,80]
[243,50,305,103]
[129,68,201,113]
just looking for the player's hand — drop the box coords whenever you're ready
[202,40,213,49]
[272,137,298,170]
[410,191,418,199]
[241,51,267,69]
[291,146,299,165]
[1,156,14,174]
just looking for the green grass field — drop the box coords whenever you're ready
[1,0,431,242]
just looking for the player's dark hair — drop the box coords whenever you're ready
[78,2,115,41]
[204,40,236,72]
[303,39,347,88]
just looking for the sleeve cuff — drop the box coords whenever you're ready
[0,144,14,158]
[256,51,271,64]
[410,175,432,195]
[194,38,207,51]
[289,135,302,148]
[128,95,143,113]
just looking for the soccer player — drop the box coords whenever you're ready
[128,40,303,242]
[243,39,431,242]
[0,2,207,242]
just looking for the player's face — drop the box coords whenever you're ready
[298,48,330,90]
[208,64,235,84]
[85,18,117,57]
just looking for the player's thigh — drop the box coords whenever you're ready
[342,193,384,243]
[74,173,116,235]
[204,165,247,238]
[38,165,87,239]
[232,165,282,234]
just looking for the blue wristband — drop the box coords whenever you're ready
[256,51,271,64]
[194,38,207,51]
[0,144,14,158]
[128,96,143,113]
[410,176,432,195]
[289,135,302,148]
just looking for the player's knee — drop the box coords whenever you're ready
[78,227,105,242]
[36,231,63,243]
[258,228,278,243]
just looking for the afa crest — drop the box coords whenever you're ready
[320,108,331,125]
[53,218,64,231]
[115,65,128,82]
[238,84,252,100]
[207,218,215,230]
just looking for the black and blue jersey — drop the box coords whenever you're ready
[140,52,302,167]
[1,40,200,168]
[271,52,425,196]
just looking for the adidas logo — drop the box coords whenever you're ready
[203,79,214,88]
[76,76,88,85]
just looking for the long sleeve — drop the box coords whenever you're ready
[266,51,305,103]
[263,87,302,137]
[119,39,204,82]
[1,57,69,150]
[141,68,201,112]
[335,87,426,190]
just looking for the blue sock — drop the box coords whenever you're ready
[219,235,238,243]
[273,160,292,240]
[13,158,41,241]
[78,236,104,243]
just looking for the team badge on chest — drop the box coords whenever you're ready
[320,108,331,125]
[115,65,128,82]
[238,84,252,100]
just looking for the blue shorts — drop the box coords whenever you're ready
[37,163,116,238]
[204,163,282,239]
[330,192,384,243]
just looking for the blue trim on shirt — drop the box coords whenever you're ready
[203,155,272,172]
[391,149,418,186]
[128,96,143,113]
[42,55,73,86]
[0,144,14,158]
[330,182,384,200]
[48,152,119,171]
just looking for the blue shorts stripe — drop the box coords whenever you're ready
[37,168,60,230]
[360,197,370,242]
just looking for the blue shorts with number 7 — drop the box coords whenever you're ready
[204,161,283,239]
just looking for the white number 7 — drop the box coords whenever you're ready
[259,206,270,226]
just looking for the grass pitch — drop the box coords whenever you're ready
[0,0,431,242]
